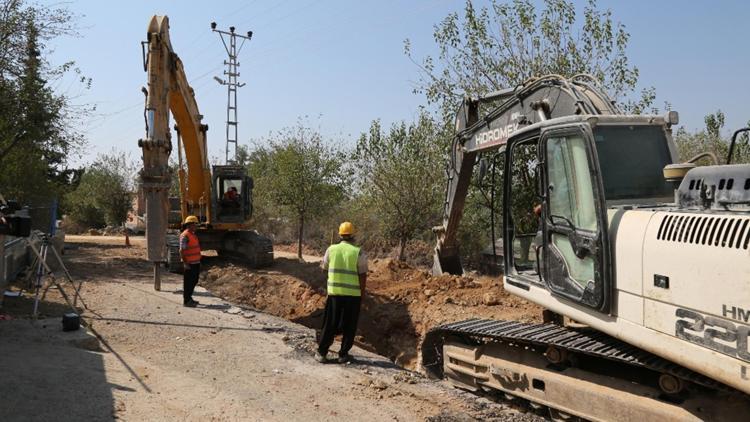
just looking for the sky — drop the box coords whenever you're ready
[45,0,750,166]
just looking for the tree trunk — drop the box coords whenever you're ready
[297,214,304,260]
[398,236,407,261]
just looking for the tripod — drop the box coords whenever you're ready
[26,233,83,319]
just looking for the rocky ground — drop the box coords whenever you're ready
[0,236,542,421]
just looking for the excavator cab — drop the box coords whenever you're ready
[537,123,611,312]
[504,118,677,313]
[212,165,253,224]
[504,125,608,312]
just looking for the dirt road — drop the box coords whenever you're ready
[0,237,539,421]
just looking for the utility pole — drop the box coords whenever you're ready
[211,22,253,164]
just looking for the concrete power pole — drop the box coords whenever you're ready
[211,22,253,164]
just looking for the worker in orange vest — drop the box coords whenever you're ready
[180,215,202,307]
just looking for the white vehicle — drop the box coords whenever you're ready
[425,75,750,421]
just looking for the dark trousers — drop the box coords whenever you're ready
[318,295,361,357]
[183,263,200,304]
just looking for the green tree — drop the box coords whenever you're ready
[65,151,137,228]
[404,0,653,266]
[64,173,106,229]
[248,123,348,259]
[235,144,252,167]
[405,0,652,119]
[674,110,750,165]
[0,1,90,207]
[355,114,445,260]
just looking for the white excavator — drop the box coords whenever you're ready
[424,74,750,420]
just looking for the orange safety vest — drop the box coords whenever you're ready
[179,230,201,264]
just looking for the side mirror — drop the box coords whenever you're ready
[665,110,679,126]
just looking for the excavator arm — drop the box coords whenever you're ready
[139,15,212,275]
[432,75,620,275]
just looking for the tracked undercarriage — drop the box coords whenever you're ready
[165,230,273,272]
[422,319,750,421]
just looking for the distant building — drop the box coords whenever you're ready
[125,186,146,234]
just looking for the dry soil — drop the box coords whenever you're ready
[0,236,542,422]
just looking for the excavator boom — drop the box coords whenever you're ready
[433,75,620,275]
[139,16,174,266]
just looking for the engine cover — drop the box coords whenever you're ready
[678,164,750,211]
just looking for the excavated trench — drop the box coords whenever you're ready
[201,254,542,370]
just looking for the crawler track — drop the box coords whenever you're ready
[422,319,750,421]
[219,230,274,267]
[422,318,733,392]
[165,231,273,273]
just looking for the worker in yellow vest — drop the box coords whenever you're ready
[316,221,368,363]
[180,215,202,307]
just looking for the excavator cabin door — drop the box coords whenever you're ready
[538,124,612,313]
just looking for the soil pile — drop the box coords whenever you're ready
[203,255,542,370]
[203,257,326,320]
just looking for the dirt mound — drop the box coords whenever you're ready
[202,256,541,370]
[204,258,326,320]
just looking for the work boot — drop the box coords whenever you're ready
[337,354,352,364]
[314,351,328,363]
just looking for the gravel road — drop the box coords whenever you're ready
[0,237,539,421]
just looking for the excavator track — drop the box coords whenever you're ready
[165,234,182,273]
[217,230,274,268]
[422,319,750,421]
[423,318,729,391]
[165,231,273,273]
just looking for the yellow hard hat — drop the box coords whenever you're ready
[338,221,355,236]
[184,215,199,224]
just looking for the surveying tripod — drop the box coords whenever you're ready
[27,233,83,319]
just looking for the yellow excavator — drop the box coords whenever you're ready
[138,15,272,286]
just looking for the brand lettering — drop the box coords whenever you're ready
[723,305,750,323]
[676,308,750,364]
[474,122,520,146]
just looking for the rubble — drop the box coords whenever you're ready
[483,292,500,306]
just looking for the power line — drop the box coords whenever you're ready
[234,0,291,28]
[179,0,260,50]
[244,0,452,67]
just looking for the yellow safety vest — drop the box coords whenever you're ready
[327,241,361,296]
